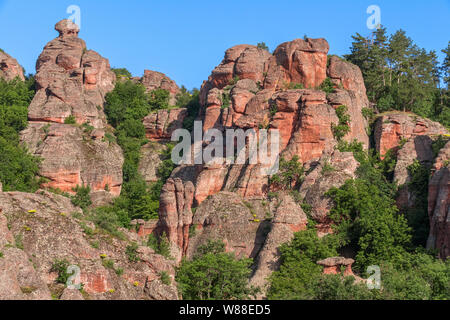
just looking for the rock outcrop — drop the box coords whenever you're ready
[374,113,448,157]
[317,257,355,276]
[140,70,180,106]
[0,50,25,81]
[427,141,450,259]
[249,193,307,297]
[374,113,448,209]
[143,108,187,141]
[157,38,370,263]
[20,20,124,198]
[0,190,178,300]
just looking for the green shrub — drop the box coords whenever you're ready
[176,240,257,300]
[319,77,335,94]
[332,105,351,141]
[71,184,92,210]
[269,156,304,190]
[64,115,76,124]
[126,242,140,262]
[50,259,71,284]
[147,233,171,259]
[257,42,269,51]
[159,271,171,285]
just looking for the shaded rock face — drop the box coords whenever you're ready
[249,193,307,297]
[0,50,25,81]
[0,191,178,300]
[374,112,448,209]
[186,192,273,262]
[427,141,450,259]
[299,150,359,235]
[374,113,448,157]
[143,108,187,141]
[20,20,124,198]
[138,142,168,184]
[158,38,370,261]
[140,70,180,106]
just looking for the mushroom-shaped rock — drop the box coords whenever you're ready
[55,19,80,38]
[317,257,355,276]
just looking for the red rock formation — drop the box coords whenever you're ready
[158,178,195,261]
[317,257,355,276]
[140,70,180,105]
[250,193,307,296]
[0,190,178,300]
[158,38,371,258]
[427,141,450,259]
[0,50,25,81]
[374,112,448,157]
[20,20,123,198]
[143,108,187,141]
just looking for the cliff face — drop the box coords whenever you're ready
[1,20,449,301]
[20,20,124,199]
[427,141,450,259]
[156,38,370,262]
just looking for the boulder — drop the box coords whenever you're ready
[140,70,180,105]
[0,50,25,81]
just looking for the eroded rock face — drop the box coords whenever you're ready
[427,141,450,259]
[21,123,123,196]
[29,20,115,127]
[374,113,448,157]
[250,193,307,296]
[186,192,272,261]
[299,150,359,235]
[374,113,448,209]
[0,191,178,300]
[158,38,370,260]
[0,50,25,81]
[317,257,355,277]
[140,70,180,106]
[143,108,187,141]
[20,20,124,198]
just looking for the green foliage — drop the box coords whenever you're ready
[0,77,41,192]
[176,240,257,300]
[319,77,335,94]
[268,229,341,299]
[286,82,304,89]
[64,115,76,124]
[257,42,269,51]
[50,259,71,285]
[126,242,140,262]
[345,27,448,127]
[71,184,92,210]
[362,107,375,121]
[88,206,126,239]
[269,156,304,190]
[405,160,431,246]
[159,271,171,285]
[176,87,201,131]
[332,105,351,141]
[147,232,171,259]
[112,68,132,79]
[104,80,177,222]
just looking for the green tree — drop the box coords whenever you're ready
[176,240,257,300]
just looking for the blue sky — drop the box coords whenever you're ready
[0,0,449,89]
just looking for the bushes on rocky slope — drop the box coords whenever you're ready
[176,240,258,300]
[103,80,177,224]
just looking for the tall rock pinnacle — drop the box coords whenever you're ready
[20,20,123,199]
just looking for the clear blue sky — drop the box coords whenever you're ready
[0,0,449,89]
